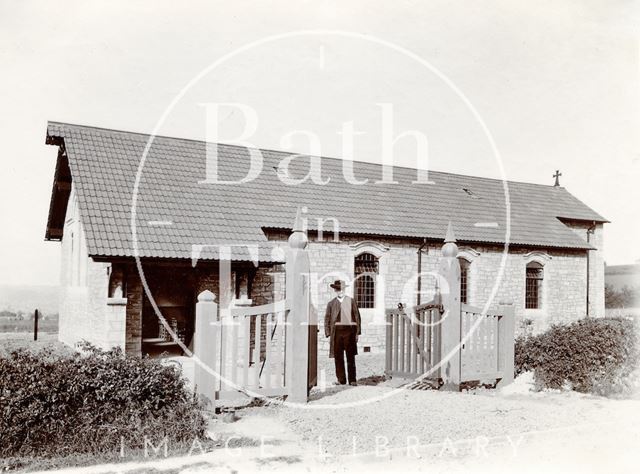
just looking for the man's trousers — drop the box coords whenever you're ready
[334,325,357,384]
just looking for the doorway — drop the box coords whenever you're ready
[141,267,196,357]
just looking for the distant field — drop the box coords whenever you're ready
[0,318,58,334]
[0,333,70,356]
[605,308,640,318]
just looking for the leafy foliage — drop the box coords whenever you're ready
[0,343,205,459]
[605,284,639,309]
[515,317,639,396]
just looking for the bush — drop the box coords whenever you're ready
[514,317,639,396]
[0,343,206,460]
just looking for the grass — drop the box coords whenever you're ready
[0,332,70,357]
[0,317,58,334]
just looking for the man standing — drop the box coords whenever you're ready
[324,280,361,386]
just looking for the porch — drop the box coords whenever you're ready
[106,259,282,358]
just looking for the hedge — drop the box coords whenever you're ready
[514,316,639,396]
[0,343,206,460]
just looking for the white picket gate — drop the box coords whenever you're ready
[192,209,311,409]
[385,223,515,390]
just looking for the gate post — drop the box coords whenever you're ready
[496,303,515,387]
[194,290,219,411]
[438,222,461,391]
[285,207,311,403]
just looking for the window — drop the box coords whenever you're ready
[108,266,127,298]
[459,258,470,304]
[525,262,544,309]
[354,252,379,309]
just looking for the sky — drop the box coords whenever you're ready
[0,0,639,286]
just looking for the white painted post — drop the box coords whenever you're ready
[230,296,253,388]
[105,296,127,351]
[285,207,311,403]
[438,222,461,391]
[194,290,219,411]
[496,303,515,387]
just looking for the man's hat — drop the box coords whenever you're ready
[329,280,348,290]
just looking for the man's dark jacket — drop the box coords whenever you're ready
[324,296,362,358]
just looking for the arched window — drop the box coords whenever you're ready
[354,252,378,309]
[525,261,544,309]
[459,258,470,304]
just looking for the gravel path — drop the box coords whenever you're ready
[316,352,386,387]
[238,379,640,457]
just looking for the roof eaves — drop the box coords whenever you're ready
[260,226,595,250]
[44,134,71,241]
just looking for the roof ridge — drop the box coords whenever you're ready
[47,120,567,190]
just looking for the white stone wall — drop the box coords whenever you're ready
[563,220,606,317]
[257,225,603,353]
[58,190,126,351]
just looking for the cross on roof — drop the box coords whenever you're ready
[553,170,562,187]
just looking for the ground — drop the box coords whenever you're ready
[315,350,387,387]
[0,332,69,356]
[21,351,640,474]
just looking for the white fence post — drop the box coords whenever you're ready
[285,207,311,403]
[438,222,462,391]
[194,290,219,411]
[496,303,515,387]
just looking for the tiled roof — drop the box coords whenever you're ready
[45,122,607,261]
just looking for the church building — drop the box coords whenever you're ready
[44,122,607,356]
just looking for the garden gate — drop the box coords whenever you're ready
[385,224,515,389]
[191,209,316,409]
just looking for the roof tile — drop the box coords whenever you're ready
[46,121,607,260]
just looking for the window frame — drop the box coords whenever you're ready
[456,248,479,306]
[525,261,544,309]
[354,252,379,309]
[459,257,471,304]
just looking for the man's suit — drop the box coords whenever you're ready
[324,295,361,384]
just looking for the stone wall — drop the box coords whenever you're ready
[57,189,124,351]
[253,226,604,353]
[124,268,142,355]
[58,245,126,351]
[562,220,605,317]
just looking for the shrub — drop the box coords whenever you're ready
[0,343,206,460]
[514,317,639,396]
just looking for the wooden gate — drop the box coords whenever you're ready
[386,302,514,384]
[193,301,291,403]
[385,223,515,389]
[460,303,514,381]
[385,300,442,379]
[192,209,315,408]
